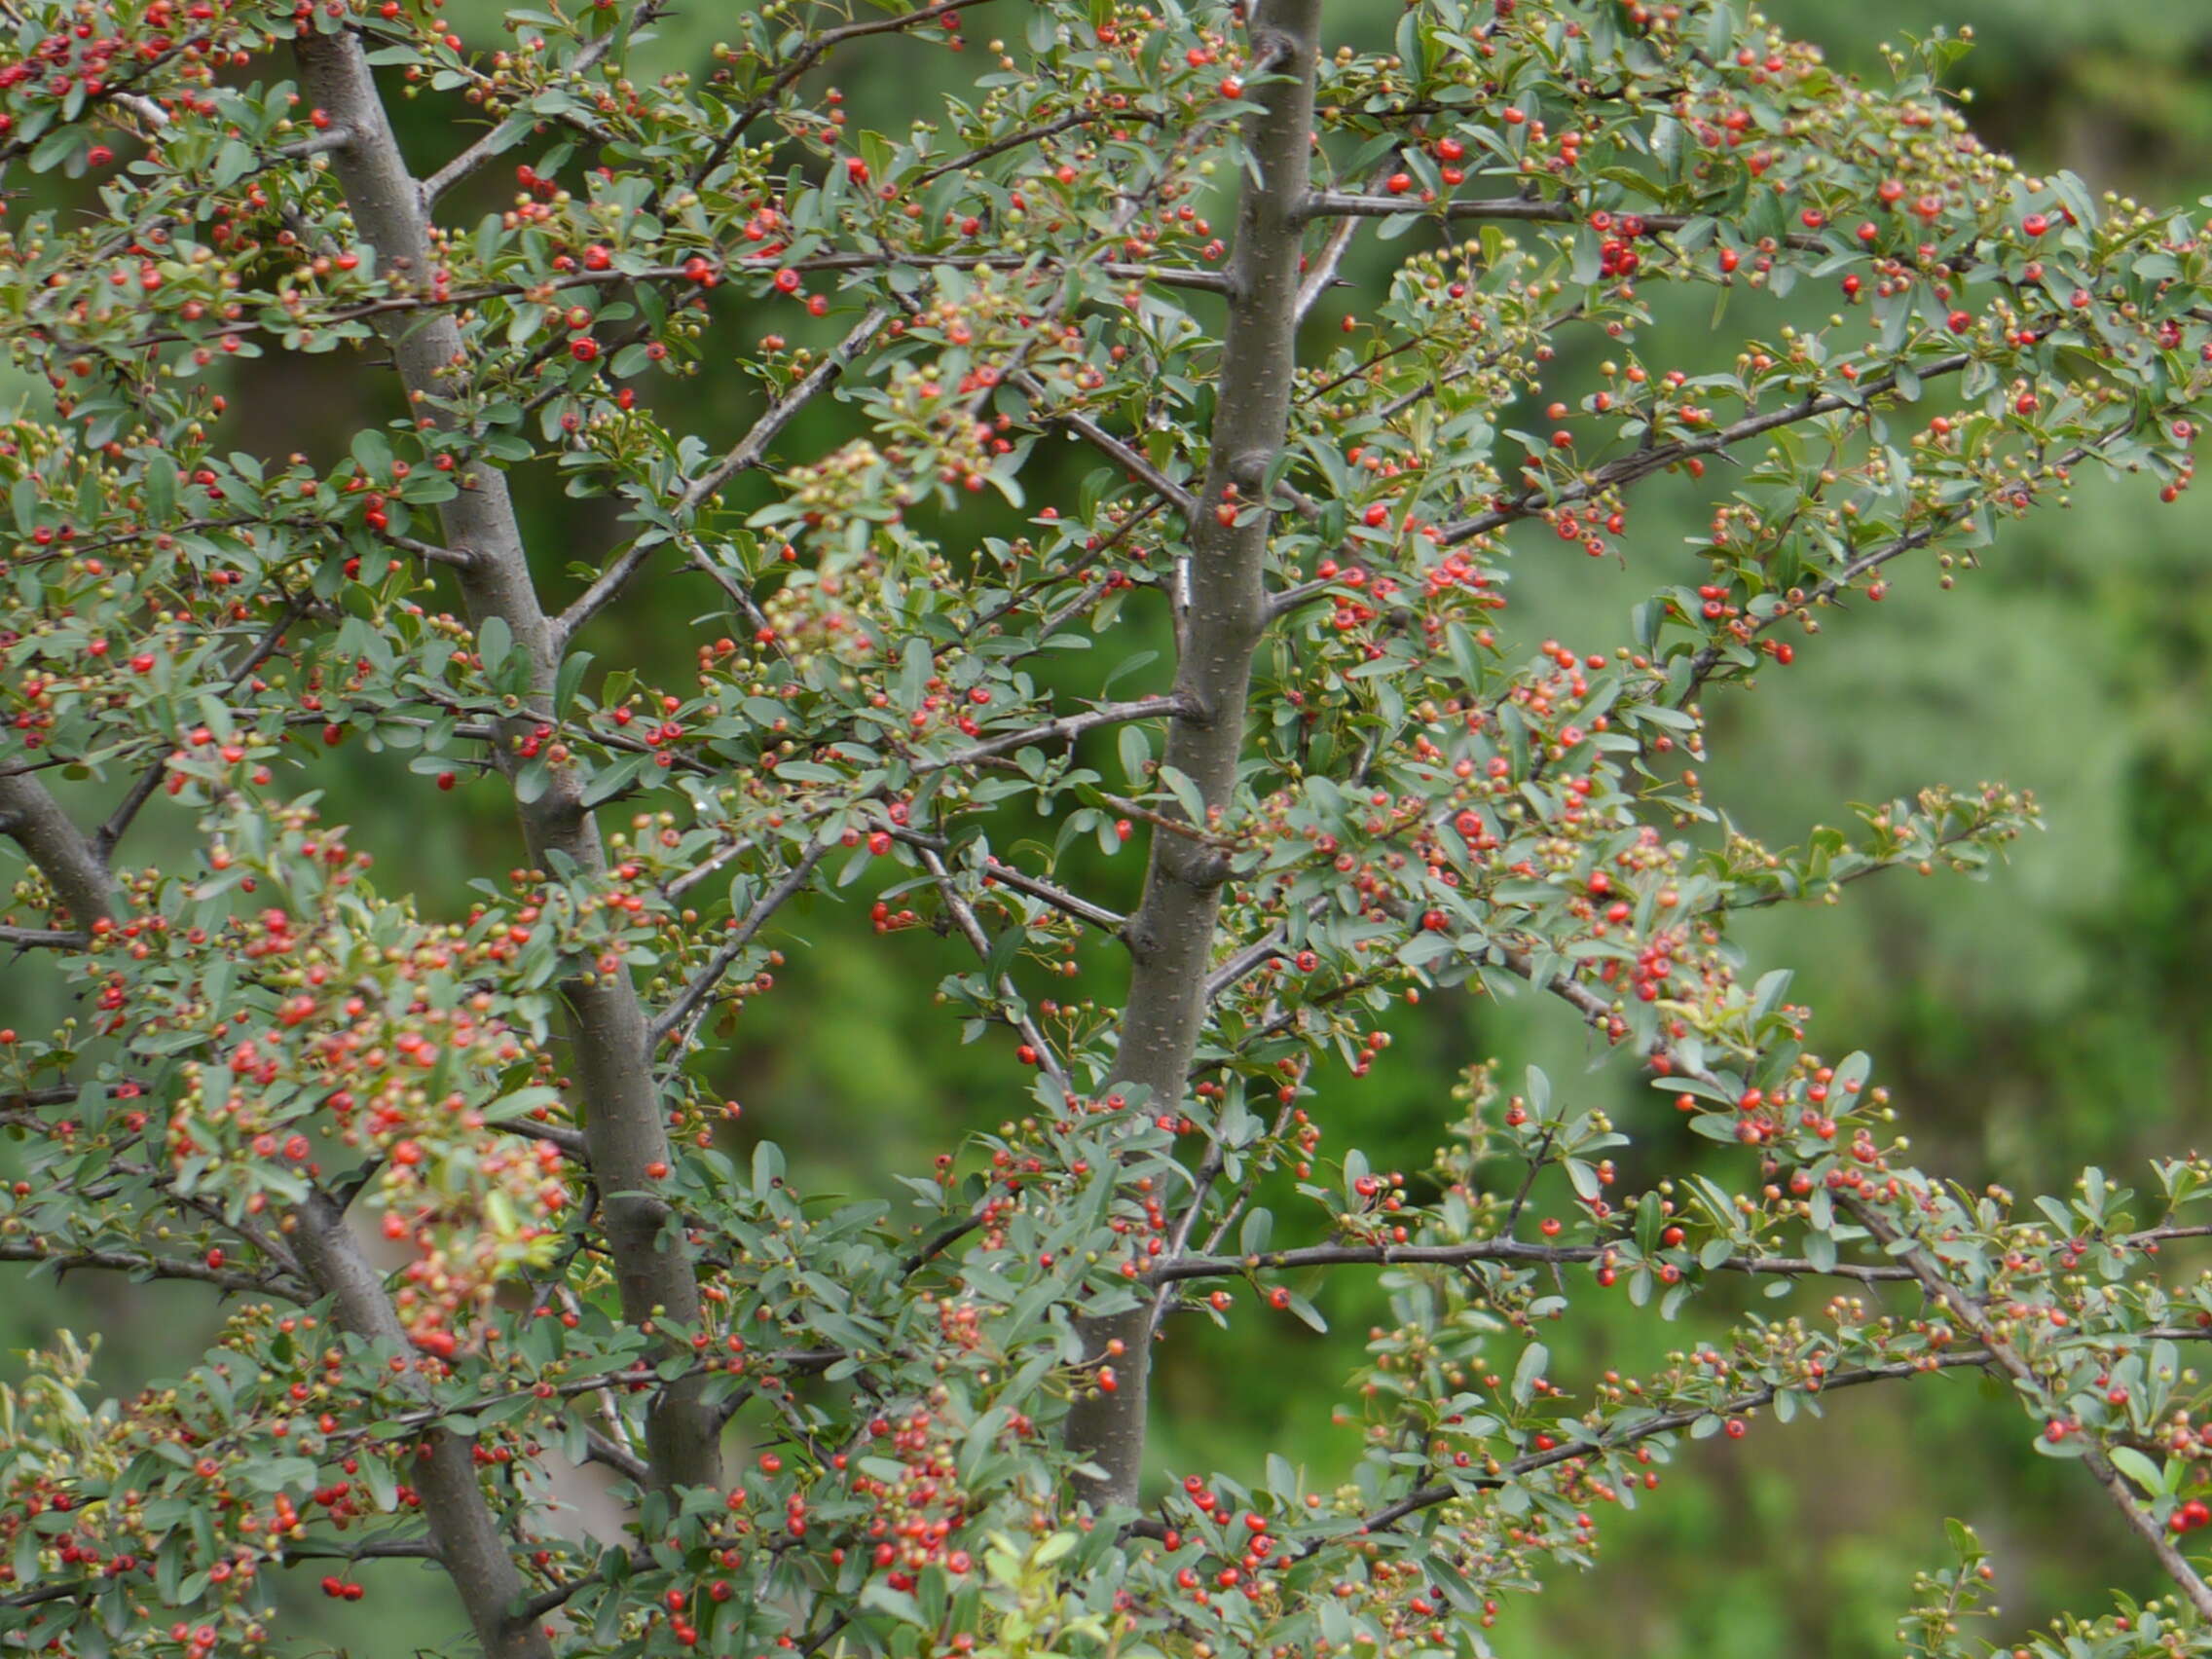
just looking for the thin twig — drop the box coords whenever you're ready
[887,829,1129,935]
[561,309,890,644]
[645,841,830,1051]
[422,0,669,203]
[918,694,1188,771]
[915,845,1071,1095]
[0,925,87,949]
[0,1238,311,1300]
[686,0,998,190]
[1145,1236,1915,1285]
[98,585,317,857]
[1324,1349,1999,1549]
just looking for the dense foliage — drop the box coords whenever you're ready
[6,1,2212,1655]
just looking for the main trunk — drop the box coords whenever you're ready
[294,26,719,1494]
[1061,0,1324,1513]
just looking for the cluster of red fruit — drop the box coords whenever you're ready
[843,1405,994,1595]
[1163,1479,1287,1604]
[1587,209,1654,279]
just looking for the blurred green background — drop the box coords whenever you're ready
[12,2,2212,1652]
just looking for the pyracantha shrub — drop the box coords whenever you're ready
[3,0,2212,1655]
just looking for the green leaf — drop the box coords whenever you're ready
[1157,764,1206,823]
[26,126,85,175]
[754,1139,785,1194]
[351,427,395,477]
[1118,721,1151,786]
[484,1086,562,1124]
[581,753,651,806]
[1525,1065,1551,1121]
[478,615,514,674]
[1570,225,1604,287]
[860,1580,922,1623]
[554,650,594,720]
[362,1456,399,1513]
[1750,968,1792,1022]
[2109,1446,2164,1495]
[1512,1342,1548,1406]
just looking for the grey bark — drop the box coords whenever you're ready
[0,774,119,928]
[292,28,720,1493]
[1061,0,1323,1513]
[292,1195,555,1659]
